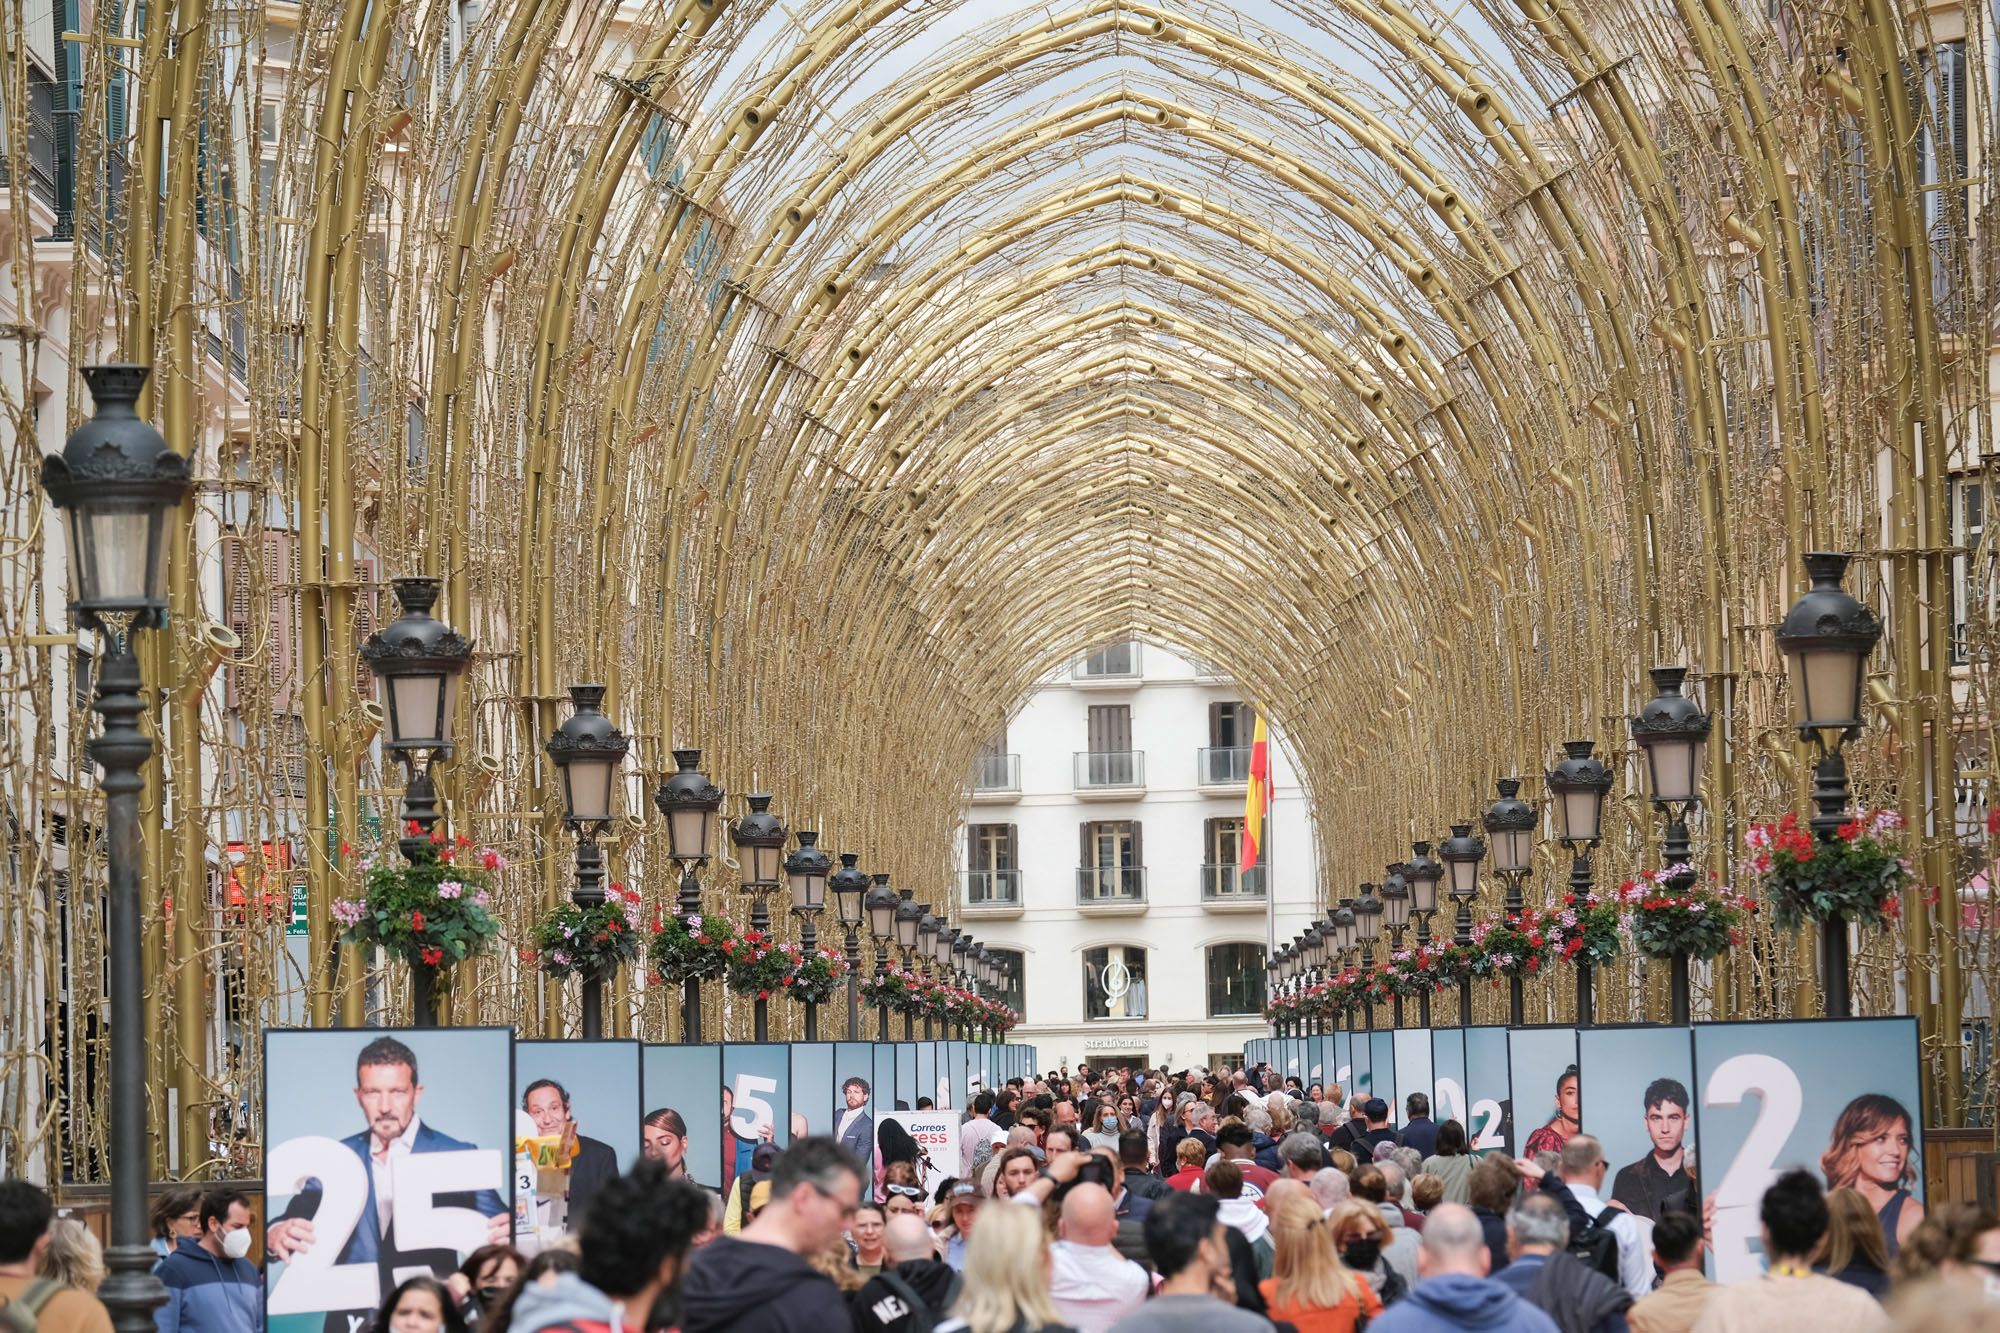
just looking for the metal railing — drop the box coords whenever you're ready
[1077,866,1146,904]
[1074,750,1144,788]
[970,752,1021,792]
[964,869,1021,906]
[1201,863,1267,901]
[1198,745,1250,785]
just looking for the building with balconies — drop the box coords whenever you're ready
[955,642,1317,1070]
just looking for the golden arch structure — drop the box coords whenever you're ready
[0,0,1995,1178]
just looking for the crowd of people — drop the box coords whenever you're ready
[3,1061,1998,1333]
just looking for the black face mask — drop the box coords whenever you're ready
[1341,1239,1382,1270]
[474,1287,507,1309]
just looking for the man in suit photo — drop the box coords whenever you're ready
[265,1035,509,1274]
[837,1076,874,1167]
[522,1078,620,1227]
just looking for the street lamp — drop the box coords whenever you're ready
[41,363,190,1333]
[1405,842,1443,1029]
[916,910,942,1038]
[1440,823,1486,1026]
[865,873,898,1037]
[1776,552,1884,1018]
[829,852,870,1038]
[654,749,723,1041]
[785,831,833,1039]
[732,795,787,1041]
[1547,740,1613,1025]
[895,890,924,1038]
[361,575,474,1024]
[1632,666,1713,1022]
[1353,887,1383,1031]
[1380,867,1411,1028]
[545,683,630,1038]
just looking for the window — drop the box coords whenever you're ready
[1916,42,1969,322]
[1207,943,1268,1017]
[1209,701,1249,747]
[1952,467,1989,665]
[966,824,1019,904]
[972,730,1017,791]
[1079,821,1142,900]
[1080,706,1138,786]
[1200,703,1253,784]
[1080,642,1138,676]
[987,947,1025,1017]
[1083,945,1148,1019]
[1202,818,1266,898]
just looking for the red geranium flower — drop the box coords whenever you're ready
[420,946,445,966]
[410,909,427,932]
[406,819,423,836]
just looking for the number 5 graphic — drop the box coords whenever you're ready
[732,1074,778,1138]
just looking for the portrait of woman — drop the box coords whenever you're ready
[1522,1064,1581,1159]
[1822,1092,1925,1256]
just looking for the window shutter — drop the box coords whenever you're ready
[1005,824,1018,871]
[223,533,251,709]
[1207,701,1222,746]
[966,825,978,870]
[353,557,379,700]
[1131,821,1143,871]
[265,532,299,713]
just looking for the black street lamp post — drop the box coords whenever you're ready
[1547,742,1613,1027]
[545,683,629,1039]
[731,795,787,1041]
[1440,823,1485,1026]
[1631,666,1713,1023]
[1775,552,1884,1018]
[865,873,897,1036]
[360,575,475,1026]
[41,364,190,1333]
[1380,865,1411,1028]
[829,853,870,1037]
[916,910,941,1039]
[654,750,722,1041]
[1354,885,1383,1031]
[894,887,922,1039]
[1405,842,1443,1029]
[785,831,833,1039]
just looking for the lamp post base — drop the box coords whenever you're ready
[581,976,603,1039]
[1575,962,1594,1028]
[1460,979,1473,1028]
[412,960,440,1028]
[1668,953,1691,1025]
[1822,920,1851,1019]
[804,1002,818,1041]
[1509,976,1525,1027]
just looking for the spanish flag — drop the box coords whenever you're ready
[1241,713,1270,876]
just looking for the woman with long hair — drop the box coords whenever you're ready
[1083,1104,1122,1152]
[1259,1192,1382,1332]
[1420,1119,1475,1205]
[1521,1065,1580,1159]
[1816,1187,1892,1300]
[369,1277,468,1333]
[38,1218,105,1294]
[934,1201,1072,1333]
[1821,1093,1925,1255]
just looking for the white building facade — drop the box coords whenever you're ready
[956,642,1318,1072]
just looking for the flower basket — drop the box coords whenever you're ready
[1469,913,1552,979]
[647,910,738,984]
[525,883,645,980]
[783,945,850,1005]
[1545,894,1623,967]
[333,826,503,973]
[1381,946,1449,997]
[723,927,791,999]
[860,965,924,1014]
[1617,866,1757,961]
[1742,809,1912,930]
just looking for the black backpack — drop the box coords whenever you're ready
[1567,1208,1622,1282]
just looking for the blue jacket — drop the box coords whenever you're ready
[1371,1274,1561,1333]
[155,1236,260,1333]
[280,1122,508,1266]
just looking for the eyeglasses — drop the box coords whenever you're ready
[806,1181,858,1218]
[883,1183,926,1201]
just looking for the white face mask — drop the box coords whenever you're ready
[220,1228,253,1261]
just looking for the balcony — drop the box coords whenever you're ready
[1073,644,1141,686]
[968,752,1021,803]
[1077,866,1147,914]
[1197,745,1250,789]
[1074,750,1145,797]
[1202,864,1267,911]
[962,869,1023,918]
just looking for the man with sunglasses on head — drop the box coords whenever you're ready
[681,1136,864,1333]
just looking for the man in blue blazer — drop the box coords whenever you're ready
[835,1076,874,1169]
[266,1036,508,1276]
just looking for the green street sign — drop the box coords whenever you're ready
[286,884,309,937]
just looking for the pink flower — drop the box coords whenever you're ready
[332,897,368,928]
[1745,826,1771,849]
[437,880,464,900]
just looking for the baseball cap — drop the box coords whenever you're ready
[948,1182,980,1205]
[1364,1098,1389,1120]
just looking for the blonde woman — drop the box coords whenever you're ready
[934,1200,1075,1333]
[39,1218,105,1294]
[1259,1193,1381,1333]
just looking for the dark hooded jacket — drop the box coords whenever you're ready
[1370,1274,1561,1333]
[851,1258,959,1333]
[680,1236,842,1333]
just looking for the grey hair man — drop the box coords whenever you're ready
[1557,1135,1652,1302]
[1309,1167,1350,1215]
[1278,1132,1325,1181]
[1495,1194,1630,1333]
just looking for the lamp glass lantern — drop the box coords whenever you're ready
[1333,900,1358,950]
[1380,870,1411,931]
[1404,843,1442,915]
[731,794,787,889]
[1301,924,1324,969]
[360,576,473,758]
[1776,552,1883,747]
[1547,741,1614,845]
[785,831,833,913]
[829,852,870,927]
[654,749,723,862]
[1353,886,1384,942]
[894,889,922,949]
[1440,824,1485,900]
[916,910,941,962]
[1631,666,1711,806]
[1482,779,1535,876]
[865,874,898,942]
[546,684,628,826]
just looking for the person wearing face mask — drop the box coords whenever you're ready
[155,1190,262,1333]
[1330,1201,1407,1308]
[446,1246,524,1329]
[506,1159,711,1333]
